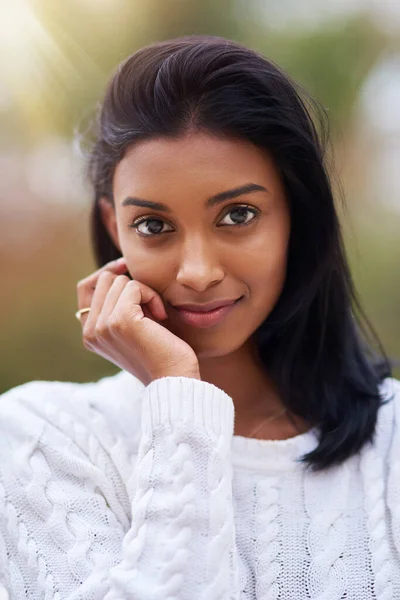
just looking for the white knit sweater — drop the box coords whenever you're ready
[0,371,400,600]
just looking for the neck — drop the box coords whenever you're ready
[198,338,285,435]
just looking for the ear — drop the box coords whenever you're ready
[98,197,121,252]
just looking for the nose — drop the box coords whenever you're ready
[176,236,224,292]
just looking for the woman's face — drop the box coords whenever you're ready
[106,132,290,359]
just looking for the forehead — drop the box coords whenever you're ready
[113,132,283,198]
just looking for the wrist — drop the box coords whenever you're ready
[153,364,201,381]
[181,368,201,380]
[180,361,201,380]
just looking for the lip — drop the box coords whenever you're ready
[171,297,243,329]
[172,298,239,312]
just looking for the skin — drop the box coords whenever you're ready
[95,131,309,439]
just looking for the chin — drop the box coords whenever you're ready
[165,320,249,358]
[189,336,244,360]
[194,347,231,360]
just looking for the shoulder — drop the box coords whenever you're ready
[0,372,146,592]
[376,377,400,545]
[0,370,146,473]
[378,375,400,430]
[366,376,400,466]
[385,376,400,445]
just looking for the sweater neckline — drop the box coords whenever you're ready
[231,425,320,472]
[116,370,320,472]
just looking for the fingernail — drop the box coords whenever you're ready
[115,257,126,263]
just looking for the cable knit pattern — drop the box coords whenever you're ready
[153,436,195,598]
[5,491,60,599]
[360,388,395,600]
[304,462,350,599]
[36,398,132,527]
[253,477,281,600]
[0,371,400,599]
[105,432,155,599]
[200,431,236,600]
[107,430,198,599]
[387,378,400,564]
[0,481,11,595]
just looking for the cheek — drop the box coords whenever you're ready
[241,234,289,309]
[122,246,169,289]
[247,260,288,315]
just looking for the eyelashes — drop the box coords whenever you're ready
[220,206,258,227]
[129,205,260,238]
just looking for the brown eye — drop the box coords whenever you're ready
[219,206,258,226]
[131,218,174,237]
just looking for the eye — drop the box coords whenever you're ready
[129,217,174,237]
[129,204,259,238]
[218,205,259,227]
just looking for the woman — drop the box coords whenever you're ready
[0,34,399,599]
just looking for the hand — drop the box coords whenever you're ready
[76,258,200,385]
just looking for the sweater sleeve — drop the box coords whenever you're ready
[106,376,239,600]
[386,377,400,565]
[0,376,241,600]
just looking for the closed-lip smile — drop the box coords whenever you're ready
[169,297,243,329]
[172,298,241,313]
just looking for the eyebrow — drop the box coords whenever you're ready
[121,182,269,213]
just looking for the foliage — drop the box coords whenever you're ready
[0,1,398,391]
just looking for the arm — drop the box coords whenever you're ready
[106,376,239,600]
[386,377,400,566]
[0,479,11,598]
[0,377,241,600]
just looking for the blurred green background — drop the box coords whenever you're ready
[0,0,399,393]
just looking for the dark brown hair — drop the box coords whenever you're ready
[83,34,392,472]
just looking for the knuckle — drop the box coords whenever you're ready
[107,315,123,331]
[99,270,114,282]
[82,335,93,350]
[76,279,87,290]
[82,327,96,346]
[94,321,108,337]
[115,274,129,285]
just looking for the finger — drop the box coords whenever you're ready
[129,281,168,321]
[80,271,117,330]
[82,270,117,331]
[97,275,131,324]
[78,270,117,328]
[77,257,128,301]
[76,257,128,313]
[113,280,168,323]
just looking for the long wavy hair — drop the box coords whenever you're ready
[83,34,392,472]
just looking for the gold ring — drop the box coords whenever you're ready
[75,307,91,321]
